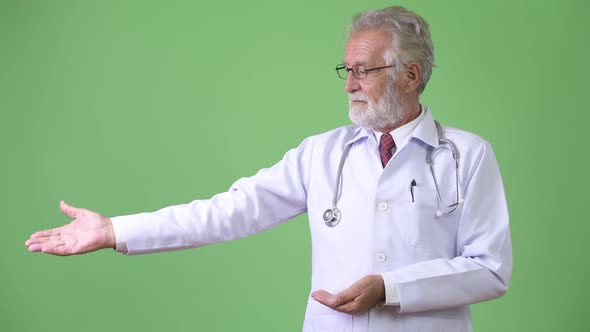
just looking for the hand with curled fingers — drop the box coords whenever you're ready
[311,275,386,315]
[25,200,116,256]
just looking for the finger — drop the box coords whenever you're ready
[27,243,44,252]
[311,290,337,307]
[312,290,363,314]
[330,288,359,307]
[25,236,53,246]
[27,242,63,252]
[29,238,66,253]
[40,237,66,252]
[311,290,332,299]
[312,288,357,308]
[42,244,71,256]
[60,200,82,219]
[335,299,363,315]
[29,228,61,239]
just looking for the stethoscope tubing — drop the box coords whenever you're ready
[323,121,463,227]
[324,140,354,227]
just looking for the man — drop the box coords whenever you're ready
[25,6,512,332]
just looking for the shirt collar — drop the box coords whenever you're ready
[373,106,425,148]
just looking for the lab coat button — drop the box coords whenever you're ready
[376,252,387,262]
[378,202,389,211]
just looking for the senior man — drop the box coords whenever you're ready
[26,6,512,332]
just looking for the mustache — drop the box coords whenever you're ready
[348,93,370,102]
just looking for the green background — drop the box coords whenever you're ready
[1,0,588,331]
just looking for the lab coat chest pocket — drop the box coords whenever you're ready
[392,186,459,252]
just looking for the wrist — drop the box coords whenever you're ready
[373,274,386,302]
[104,217,116,249]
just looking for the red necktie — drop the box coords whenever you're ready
[380,133,395,168]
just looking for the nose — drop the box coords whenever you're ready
[344,74,361,94]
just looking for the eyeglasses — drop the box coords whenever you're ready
[335,64,394,80]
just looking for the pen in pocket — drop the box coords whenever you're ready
[410,179,416,202]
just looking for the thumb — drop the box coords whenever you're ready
[60,200,82,219]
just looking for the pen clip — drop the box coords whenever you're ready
[410,179,416,203]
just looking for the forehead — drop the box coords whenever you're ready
[344,29,392,65]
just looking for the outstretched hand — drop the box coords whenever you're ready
[311,275,385,315]
[25,200,116,256]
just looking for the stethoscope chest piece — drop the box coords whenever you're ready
[323,207,341,227]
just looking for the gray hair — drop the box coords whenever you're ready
[348,6,435,94]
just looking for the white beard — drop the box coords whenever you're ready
[348,83,406,131]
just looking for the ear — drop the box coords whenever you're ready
[402,63,422,94]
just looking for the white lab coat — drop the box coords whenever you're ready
[112,107,512,332]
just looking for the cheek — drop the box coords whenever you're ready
[361,81,388,104]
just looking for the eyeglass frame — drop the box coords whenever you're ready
[335,63,395,80]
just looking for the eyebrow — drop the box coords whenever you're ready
[342,61,369,67]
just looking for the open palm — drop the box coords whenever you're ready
[25,200,116,256]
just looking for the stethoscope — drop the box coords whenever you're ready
[323,121,464,227]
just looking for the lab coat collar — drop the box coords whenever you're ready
[343,106,440,148]
[410,106,439,148]
[344,127,372,146]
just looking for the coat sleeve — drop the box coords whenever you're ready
[382,141,512,313]
[110,136,315,255]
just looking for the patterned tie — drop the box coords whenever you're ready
[380,133,395,168]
